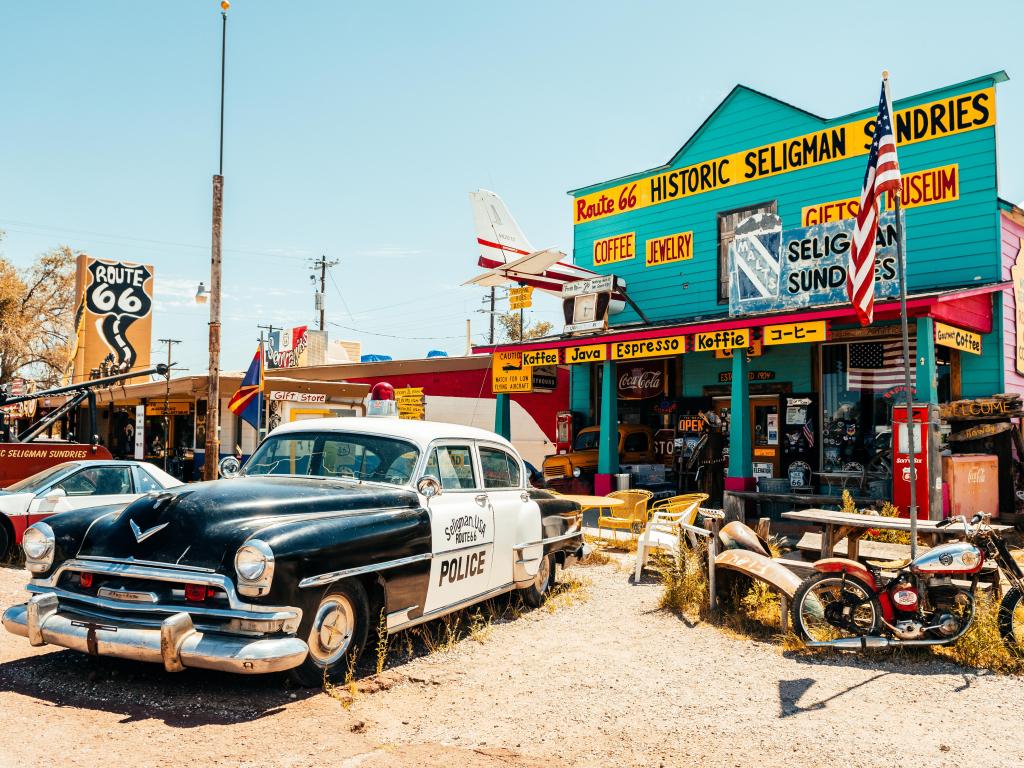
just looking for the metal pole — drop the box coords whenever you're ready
[488,287,495,345]
[159,338,181,471]
[894,193,919,558]
[204,9,228,481]
[319,257,327,331]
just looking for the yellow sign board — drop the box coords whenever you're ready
[573,88,994,224]
[800,164,960,226]
[645,231,693,267]
[611,336,686,361]
[763,321,828,345]
[715,339,763,359]
[564,344,607,364]
[492,352,532,393]
[522,349,560,367]
[394,386,425,420]
[593,232,636,267]
[693,329,749,352]
[509,286,534,310]
[934,322,982,355]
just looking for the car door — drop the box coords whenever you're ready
[420,442,495,614]
[30,464,136,520]
[478,442,539,591]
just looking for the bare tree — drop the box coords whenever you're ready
[495,311,553,343]
[0,241,78,387]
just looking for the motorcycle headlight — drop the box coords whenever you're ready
[234,540,275,597]
[23,522,55,573]
[573,466,582,478]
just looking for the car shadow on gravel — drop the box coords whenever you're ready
[0,648,315,727]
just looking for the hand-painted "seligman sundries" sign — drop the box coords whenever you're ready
[573,88,994,224]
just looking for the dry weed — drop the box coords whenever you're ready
[543,573,591,613]
[657,538,709,621]
[934,594,1024,674]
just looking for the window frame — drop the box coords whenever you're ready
[421,440,481,492]
[716,199,778,304]
[52,464,134,497]
[477,442,524,490]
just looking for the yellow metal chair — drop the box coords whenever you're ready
[634,493,709,579]
[596,489,654,540]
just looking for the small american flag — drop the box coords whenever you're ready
[802,417,814,448]
[847,340,916,392]
[849,79,902,326]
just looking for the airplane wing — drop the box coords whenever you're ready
[462,248,566,287]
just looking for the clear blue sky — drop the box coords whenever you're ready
[1,1,1022,376]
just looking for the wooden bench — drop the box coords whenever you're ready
[796,532,915,562]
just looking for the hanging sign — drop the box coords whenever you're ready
[693,329,749,352]
[509,286,534,310]
[492,352,532,393]
[763,321,828,345]
[611,335,686,361]
[145,402,192,416]
[593,232,636,266]
[617,360,666,400]
[645,231,693,267]
[573,87,994,224]
[564,344,607,364]
[716,340,763,359]
[934,322,982,355]
[719,370,776,383]
[522,349,560,367]
[728,211,902,316]
[134,405,145,460]
[395,387,425,420]
[531,365,558,391]
[269,391,328,403]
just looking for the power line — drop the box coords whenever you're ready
[328,321,465,341]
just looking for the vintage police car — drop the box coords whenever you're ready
[2,418,584,686]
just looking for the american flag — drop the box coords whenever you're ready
[848,80,902,326]
[802,417,814,448]
[847,340,916,392]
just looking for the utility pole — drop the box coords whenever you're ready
[489,287,495,345]
[310,255,339,331]
[203,3,229,481]
[158,338,181,472]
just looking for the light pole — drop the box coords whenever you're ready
[203,1,229,480]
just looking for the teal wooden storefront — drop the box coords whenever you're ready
[490,71,1019,503]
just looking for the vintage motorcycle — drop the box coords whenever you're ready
[791,513,1024,650]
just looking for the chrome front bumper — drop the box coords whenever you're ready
[2,593,309,675]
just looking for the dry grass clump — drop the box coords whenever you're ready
[543,573,591,614]
[934,594,1024,674]
[657,539,709,621]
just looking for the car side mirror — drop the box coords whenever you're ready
[44,487,66,500]
[218,456,242,479]
[417,476,442,500]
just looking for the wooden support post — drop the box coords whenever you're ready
[707,514,721,615]
[780,594,790,633]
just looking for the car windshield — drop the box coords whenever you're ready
[574,430,600,451]
[6,463,80,493]
[242,432,420,486]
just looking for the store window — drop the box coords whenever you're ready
[717,200,777,302]
[819,338,945,474]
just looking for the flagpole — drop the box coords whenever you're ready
[257,335,264,442]
[885,70,920,559]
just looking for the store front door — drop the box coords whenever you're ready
[713,395,780,479]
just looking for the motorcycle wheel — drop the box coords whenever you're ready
[791,572,882,644]
[997,586,1024,648]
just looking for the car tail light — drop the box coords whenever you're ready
[185,584,209,603]
[79,573,94,589]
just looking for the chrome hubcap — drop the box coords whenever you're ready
[535,556,551,592]
[309,595,355,666]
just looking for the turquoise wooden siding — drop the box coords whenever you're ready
[959,314,1004,398]
[682,344,813,397]
[570,75,1003,328]
[569,366,592,422]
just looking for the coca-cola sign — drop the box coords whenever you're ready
[617,360,666,400]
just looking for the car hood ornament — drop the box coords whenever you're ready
[129,519,168,544]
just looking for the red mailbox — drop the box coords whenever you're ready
[891,404,939,520]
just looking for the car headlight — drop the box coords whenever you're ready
[572,466,582,478]
[234,539,275,597]
[23,522,55,573]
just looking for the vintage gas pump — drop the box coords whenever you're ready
[554,411,578,454]
[891,403,942,520]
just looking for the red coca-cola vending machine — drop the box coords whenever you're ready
[891,403,942,520]
[554,411,579,455]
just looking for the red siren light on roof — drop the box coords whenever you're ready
[371,382,395,401]
[367,382,398,417]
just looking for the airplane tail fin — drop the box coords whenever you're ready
[470,189,535,266]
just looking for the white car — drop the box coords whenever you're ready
[0,461,181,559]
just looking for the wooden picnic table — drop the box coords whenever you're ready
[781,508,1012,562]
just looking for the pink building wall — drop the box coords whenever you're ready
[1001,210,1024,393]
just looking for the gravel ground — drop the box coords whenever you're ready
[1,557,1022,767]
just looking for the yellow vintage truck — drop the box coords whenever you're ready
[542,424,656,492]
